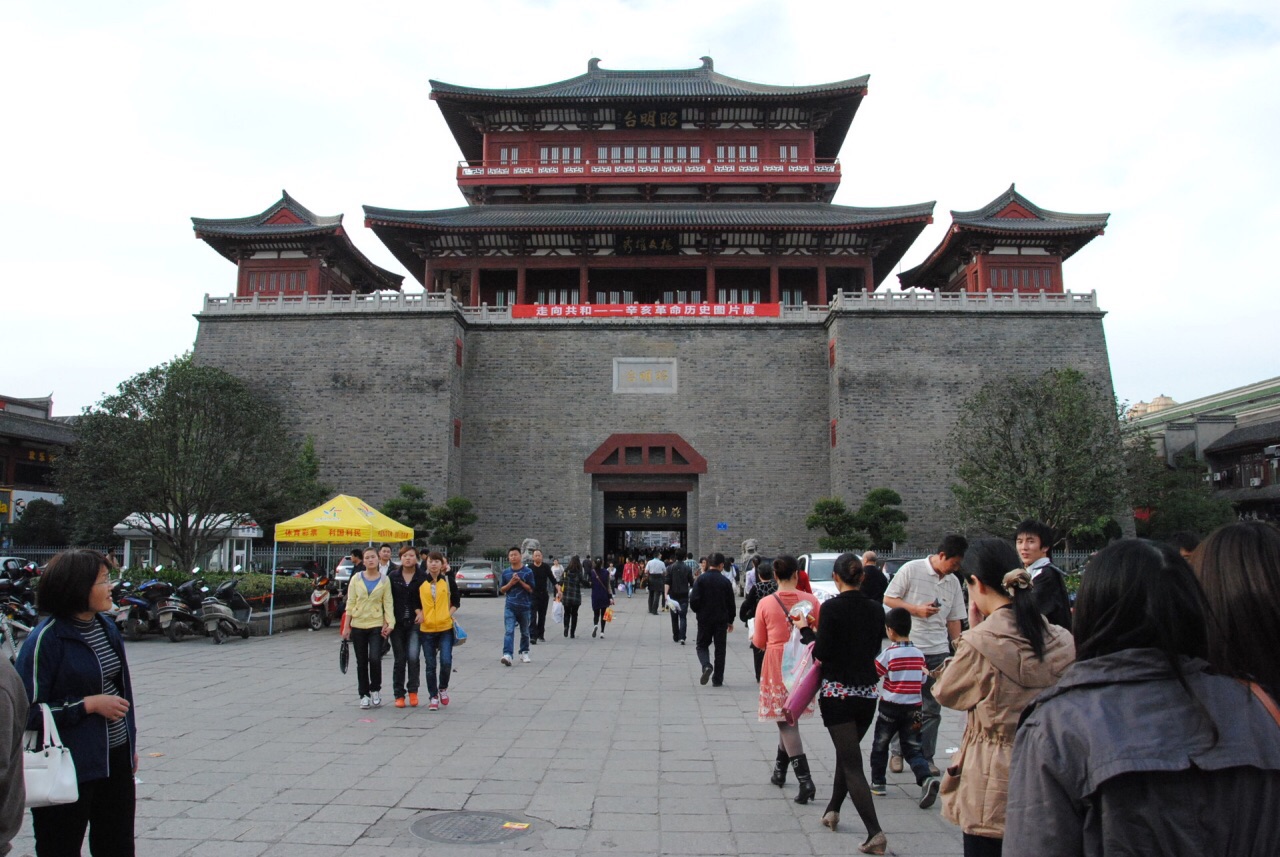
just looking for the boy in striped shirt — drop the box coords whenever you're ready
[870,608,941,807]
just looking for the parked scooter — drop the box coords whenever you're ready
[158,569,210,642]
[115,570,174,641]
[308,571,344,631]
[202,568,252,644]
[0,571,38,662]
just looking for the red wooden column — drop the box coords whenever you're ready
[579,264,589,303]
[516,266,527,305]
[423,259,434,293]
[705,265,716,303]
[817,262,828,305]
[469,269,480,307]
[769,264,780,303]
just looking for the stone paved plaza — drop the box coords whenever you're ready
[12,595,966,856]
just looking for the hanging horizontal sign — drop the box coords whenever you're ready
[512,303,781,319]
[616,233,680,255]
[606,500,686,525]
[615,107,681,128]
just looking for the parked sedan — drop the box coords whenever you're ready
[454,561,499,596]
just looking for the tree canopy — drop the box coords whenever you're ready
[427,496,477,558]
[56,354,329,569]
[805,489,909,552]
[380,484,435,539]
[946,367,1126,540]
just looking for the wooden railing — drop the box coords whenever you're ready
[456,157,840,181]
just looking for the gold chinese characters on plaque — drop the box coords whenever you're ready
[613,358,677,394]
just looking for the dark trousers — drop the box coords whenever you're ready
[964,833,1004,857]
[752,645,764,683]
[647,577,664,613]
[563,603,580,637]
[32,742,135,857]
[669,598,688,641]
[870,701,931,785]
[389,621,421,698]
[350,626,383,697]
[532,590,550,640]
[695,622,728,685]
[419,629,453,697]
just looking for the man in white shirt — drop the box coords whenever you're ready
[883,535,968,772]
[645,553,668,615]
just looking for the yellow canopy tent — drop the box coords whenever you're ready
[267,494,414,633]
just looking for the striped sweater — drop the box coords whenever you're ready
[875,641,926,705]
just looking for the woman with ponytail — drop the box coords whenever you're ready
[931,538,1073,857]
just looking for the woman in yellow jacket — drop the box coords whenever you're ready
[415,551,460,711]
[343,547,394,709]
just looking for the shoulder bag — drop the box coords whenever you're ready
[24,703,79,808]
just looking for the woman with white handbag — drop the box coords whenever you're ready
[16,549,138,856]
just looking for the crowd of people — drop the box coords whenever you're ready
[3,520,1279,855]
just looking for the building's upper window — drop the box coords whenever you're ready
[538,146,581,165]
[778,145,799,162]
[595,144,701,165]
[716,144,759,163]
[499,146,519,165]
[247,271,306,292]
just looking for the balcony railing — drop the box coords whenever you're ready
[456,157,841,183]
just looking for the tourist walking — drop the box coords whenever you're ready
[343,547,395,708]
[933,539,1073,857]
[416,551,460,710]
[499,547,534,665]
[388,546,428,707]
[753,555,822,805]
[622,558,637,598]
[869,609,936,805]
[528,549,554,645]
[739,558,777,682]
[16,549,138,856]
[588,558,614,638]
[665,552,695,644]
[810,553,886,853]
[689,553,736,686]
[556,555,587,638]
[645,553,667,614]
[1192,520,1280,698]
[1006,538,1280,856]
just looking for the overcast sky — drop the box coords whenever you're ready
[3,0,1277,415]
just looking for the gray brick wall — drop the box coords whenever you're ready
[193,307,1113,557]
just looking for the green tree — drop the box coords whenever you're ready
[56,354,326,570]
[9,498,70,545]
[805,497,869,552]
[1133,451,1236,541]
[427,496,478,558]
[853,488,909,550]
[947,367,1126,538]
[380,484,435,539]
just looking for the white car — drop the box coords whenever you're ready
[798,552,842,603]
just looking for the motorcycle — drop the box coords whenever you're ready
[115,571,174,641]
[202,572,252,644]
[158,569,210,642]
[308,572,344,631]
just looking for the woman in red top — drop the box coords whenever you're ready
[752,555,822,804]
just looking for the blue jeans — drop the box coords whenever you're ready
[389,622,421,698]
[418,629,453,698]
[870,700,932,785]
[503,603,531,656]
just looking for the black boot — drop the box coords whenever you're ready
[770,746,788,787]
[791,754,816,804]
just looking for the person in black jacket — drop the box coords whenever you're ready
[1015,520,1072,630]
[860,551,889,605]
[689,553,736,687]
[811,552,886,853]
[665,553,695,644]
[388,546,429,707]
[739,558,777,682]
[528,549,554,644]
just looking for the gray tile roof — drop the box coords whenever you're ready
[430,57,868,102]
[192,190,342,234]
[951,184,1109,233]
[362,201,933,231]
[1205,419,1280,454]
[0,411,76,446]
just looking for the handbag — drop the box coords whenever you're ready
[24,703,79,808]
[338,639,349,674]
[781,652,821,725]
[452,620,468,646]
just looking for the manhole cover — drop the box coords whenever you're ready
[410,811,533,844]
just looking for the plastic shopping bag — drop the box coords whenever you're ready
[551,600,565,625]
[604,607,614,623]
[781,628,810,692]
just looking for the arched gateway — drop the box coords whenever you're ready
[586,434,707,557]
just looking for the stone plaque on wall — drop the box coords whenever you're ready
[613,358,677,394]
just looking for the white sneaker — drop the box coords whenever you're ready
[371,692,382,707]
[520,652,531,663]
[501,654,512,666]
[360,695,371,709]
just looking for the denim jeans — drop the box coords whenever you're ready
[389,622,421,698]
[419,629,454,697]
[890,650,948,764]
[503,603,531,656]
[669,600,688,641]
[869,700,932,785]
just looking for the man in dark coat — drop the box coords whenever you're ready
[1015,519,1072,630]
[689,552,736,687]
[528,549,554,644]
[860,550,889,604]
[665,552,695,644]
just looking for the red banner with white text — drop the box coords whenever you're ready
[511,303,782,319]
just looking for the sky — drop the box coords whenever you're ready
[2,0,1277,415]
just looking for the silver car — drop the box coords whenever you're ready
[454,561,499,596]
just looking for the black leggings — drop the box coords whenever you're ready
[823,698,880,837]
[563,603,580,637]
[964,834,1003,857]
[592,608,607,631]
[32,742,136,856]
[350,626,383,697]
